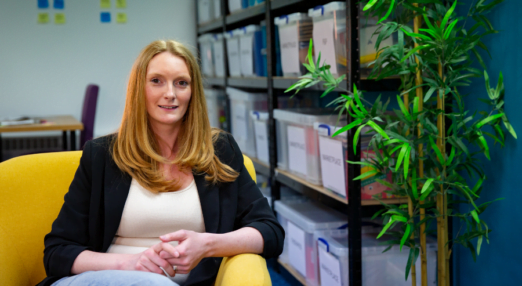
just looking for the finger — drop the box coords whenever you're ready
[144,248,176,277]
[160,230,187,242]
[138,256,165,276]
[161,242,181,258]
[166,261,191,274]
[159,250,172,259]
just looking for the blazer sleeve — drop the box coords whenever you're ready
[43,140,94,277]
[225,133,285,258]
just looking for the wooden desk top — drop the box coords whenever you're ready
[0,115,84,133]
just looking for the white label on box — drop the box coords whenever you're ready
[360,25,394,57]
[254,120,269,164]
[240,34,254,76]
[232,103,247,140]
[313,19,338,75]
[318,241,342,286]
[213,42,225,77]
[227,38,241,76]
[279,25,300,74]
[288,221,307,277]
[287,125,307,176]
[318,136,346,197]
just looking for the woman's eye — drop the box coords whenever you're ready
[177,80,189,87]
[151,78,160,84]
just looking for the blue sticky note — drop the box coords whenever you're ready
[38,0,49,9]
[100,12,111,23]
[54,0,64,9]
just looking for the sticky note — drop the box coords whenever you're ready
[100,12,111,23]
[38,0,49,9]
[37,13,49,24]
[54,13,66,24]
[116,13,127,23]
[100,0,111,9]
[116,0,127,8]
[53,0,64,9]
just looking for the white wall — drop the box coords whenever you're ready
[0,0,196,138]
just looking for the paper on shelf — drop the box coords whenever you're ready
[313,19,338,75]
[288,221,307,277]
[287,125,307,176]
[232,103,247,140]
[319,136,346,197]
[226,38,241,76]
[254,120,269,164]
[239,34,255,76]
[318,240,342,286]
[279,25,300,74]
[213,42,225,77]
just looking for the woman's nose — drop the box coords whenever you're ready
[164,85,175,99]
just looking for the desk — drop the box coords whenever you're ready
[0,115,84,161]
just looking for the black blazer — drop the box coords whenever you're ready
[38,133,284,286]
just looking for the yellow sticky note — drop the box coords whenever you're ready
[100,0,111,9]
[116,0,126,8]
[54,13,66,24]
[38,13,49,24]
[116,13,127,23]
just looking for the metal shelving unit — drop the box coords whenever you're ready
[196,1,400,285]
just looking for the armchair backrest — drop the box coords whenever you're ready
[0,151,257,286]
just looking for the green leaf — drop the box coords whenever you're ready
[403,145,411,179]
[447,146,456,166]
[332,119,363,138]
[363,0,379,11]
[401,45,430,63]
[367,120,390,140]
[444,19,459,39]
[429,136,445,164]
[377,0,395,24]
[353,124,367,154]
[420,178,435,201]
[307,39,314,69]
[377,218,394,239]
[397,95,411,120]
[472,176,484,195]
[353,169,379,181]
[440,0,458,33]
[400,224,411,251]
[502,116,518,139]
[477,132,490,160]
[353,85,368,115]
[395,143,409,173]
[320,86,336,98]
[476,113,504,129]
[471,210,480,224]
[412,168,418,199]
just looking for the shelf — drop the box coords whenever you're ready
[275,168,408,207]
[278,259,309,286]
[226,3,266,26]
[271,0,305,11]
[203,77,226,87]
[249,156,270,177]
[273,77,347,92]
[228,77,268,89]
[197,17,223,34]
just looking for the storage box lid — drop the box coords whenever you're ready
[250,110,269,121]
[198,33,215,43]
[224,29,242,38]
[226,87,266,101]
[314,122,375,139]
[308,1,346,17]
[274,200,347,233]
[213,33,224,41]
[274,12,310,25]
[241,24,261,34]
[274,108,342,126]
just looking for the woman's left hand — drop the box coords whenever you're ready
[159,230,211,274]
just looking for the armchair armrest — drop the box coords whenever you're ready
[0,226,31,286]
[214,254,271,286]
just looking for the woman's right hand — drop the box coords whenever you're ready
[122,243,176,277]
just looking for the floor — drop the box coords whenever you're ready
[267,259,303,286]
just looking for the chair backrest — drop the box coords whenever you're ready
[80,84,99,149]
[0,151,257,286]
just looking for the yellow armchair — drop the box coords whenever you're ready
[0,152,270,286]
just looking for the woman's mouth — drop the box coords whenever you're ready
[159,105,178,110]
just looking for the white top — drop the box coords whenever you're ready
[107,178,205,284]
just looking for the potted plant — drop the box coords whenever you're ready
[286,0,516,285]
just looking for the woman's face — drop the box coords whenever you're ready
[145,52,192,131]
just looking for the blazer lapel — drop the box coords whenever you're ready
[194,172,220,234]
[102,165,132,251]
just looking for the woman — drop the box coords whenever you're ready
[38,40,284,286]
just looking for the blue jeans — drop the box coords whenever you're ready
[52,270,180,286]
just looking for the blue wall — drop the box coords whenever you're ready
[454,1,522,285]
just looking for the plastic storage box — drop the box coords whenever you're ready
[198,0,214,24]
[309,2,347,77]
[227,87,267,158]
[314,123,393,200]
[238,25,262,77]
[198,34,215,77]
[225,29,242,77]
[250,111,269,165]
[314,231,437,286]
[228,0,247,13]
[274,200,347,281]
[274,13,313,77]
[274,108,343,185]
[211,34,226,77]
[205,88,226,129]
[213,0,221,19]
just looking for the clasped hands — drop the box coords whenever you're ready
[129,230,210,277]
